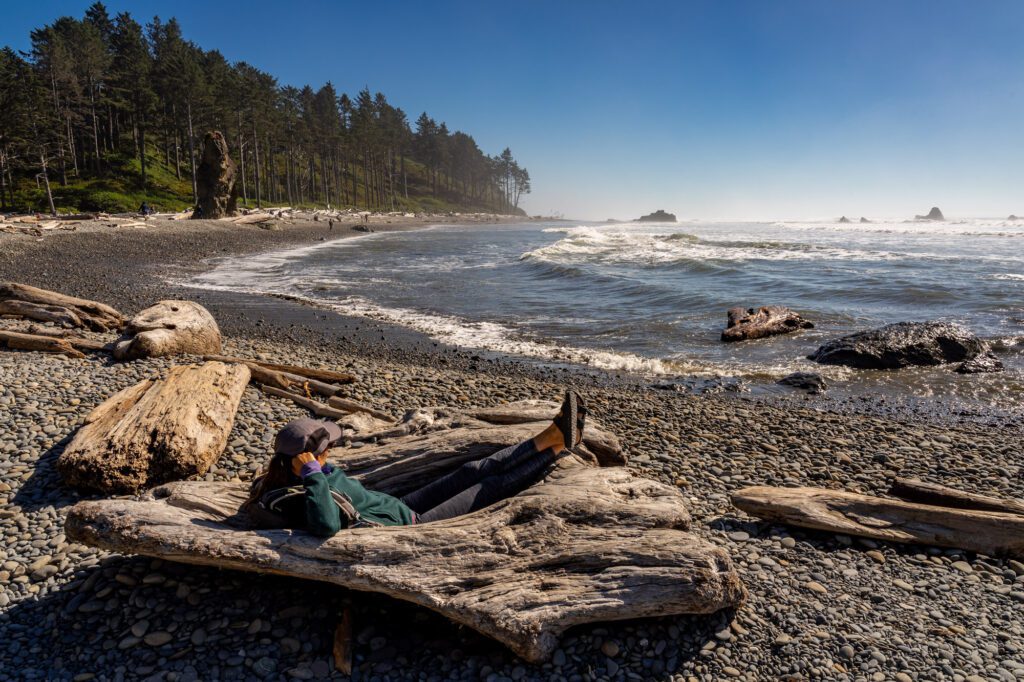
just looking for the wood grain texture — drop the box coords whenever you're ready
[57,362,250,493]
[0,281,124,331]
[889,478,1024,516]
[731,485,1024,559]
[66,457,745,662]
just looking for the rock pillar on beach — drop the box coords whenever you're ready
[191,131,238,219]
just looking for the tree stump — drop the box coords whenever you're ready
[721,306,813,342]
[191,131,238,219]
[113,300,223,360]
[65,417,745,662]
[57,361,250,493]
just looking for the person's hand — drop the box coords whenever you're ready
[292,451,318,477]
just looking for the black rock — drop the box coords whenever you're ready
[636,209,677,223]
[859,217,872,223]
[914,206,945,221]
[1009,215,1021,221]
[808,321,986,369]
[777,372,827,394]
[838,216,851,224]
[955,350,1004,374]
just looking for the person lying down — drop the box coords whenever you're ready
[244,391,587,536]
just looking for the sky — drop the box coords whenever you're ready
[3,1,1022,220]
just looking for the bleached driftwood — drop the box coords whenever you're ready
[203,354,356,384]
[114,300,222,360]
[57,362,250,493]
[889,478,1024,516]
[0,281,124,331]
[259,385,350,420]
[66,453,744,662]
[731,486,1024,559]
[0,329,85,358]
[327,395,393,421]
[721,306,813,342]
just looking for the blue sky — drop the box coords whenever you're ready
[4,1,1022,220]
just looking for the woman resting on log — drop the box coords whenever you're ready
[245,392,587,535]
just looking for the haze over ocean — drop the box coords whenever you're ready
[2,0,1021,219]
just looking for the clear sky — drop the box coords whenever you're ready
[3,1,1022,220]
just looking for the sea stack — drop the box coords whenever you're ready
[1009,215,1021,221]
[914,207,945,221]
[636,209,677,223]
[859,217,872,223]
[192,131,239,219]
[838,216,851,223]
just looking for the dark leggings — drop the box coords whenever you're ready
[400,439,557,523]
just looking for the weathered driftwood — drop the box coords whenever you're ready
[327,395,393,421]
[0,329,85,358]
[58,362,250,493]
[731,486,1024,559]
[333,603,354,674]
[66,455,745,662]
[22,326,113,352]
[243,363,344,398]
[721,306,813,342]
[203,354,356,384]
[0,281,123,331]
[890,478,1024,516]
[114,301,223,360]
[259,385,350,420]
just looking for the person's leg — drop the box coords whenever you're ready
[415,447,558,523]
[401,423,565,514]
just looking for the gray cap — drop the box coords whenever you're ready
[273,418,342,457]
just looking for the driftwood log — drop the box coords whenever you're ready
[731,486,1024,559]
[57,362,250,493]
[722,306,813,342]
[890,478,1024,516]
[114,301,223,360]
[66,449,745,662]
[0,329,86,358]
[0,282,123,331]
[203,354,356,384]
[259,385,350,420]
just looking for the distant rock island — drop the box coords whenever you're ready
[636,210,677,223]
[914,207,945,221]
[838,216,851,223]
[1009,214,1021,221]
[859,217,872,223]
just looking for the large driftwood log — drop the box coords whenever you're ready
[57,362,250,493]
[722,306,813,342]
[259,385,350,420]
[0,281,123,331]
[203,354,356,384]
[66,457,745,662]
[890,478,1024,516]
[114,301,222,360]
[731,486,1024,559]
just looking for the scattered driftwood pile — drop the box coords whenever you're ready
[722,306,813,342]
[57,361,250,494]
[114,300,223,360]
[66,404,745,662]
[0,282,124,331]
[731,478,1024,559]
[0,213,152,235]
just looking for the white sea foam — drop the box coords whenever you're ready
[991,273,1024,281]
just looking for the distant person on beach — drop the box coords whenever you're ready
[245,392,586,535]
[139,202,154,216]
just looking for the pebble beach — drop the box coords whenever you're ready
[1,216,1022,682]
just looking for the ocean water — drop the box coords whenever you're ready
[188,219,1024,410]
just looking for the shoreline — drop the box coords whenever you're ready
[1,211,1023,680]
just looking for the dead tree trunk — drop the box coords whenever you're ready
[722,306,813,342]
[57,362,250,494]
[889,478,1024,516]
[731,485,1024,559]
[0,282,123,331]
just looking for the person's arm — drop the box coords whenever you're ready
[296,454,343,537]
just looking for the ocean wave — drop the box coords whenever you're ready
[771,219,1024,237]
[991,273,1024,281]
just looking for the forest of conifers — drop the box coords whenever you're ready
[0,3,530,215]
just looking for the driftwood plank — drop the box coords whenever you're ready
[259,385,350,420]
[889,478,1024,516]
[65,458,745,662]
[0,281,124,331]
[731,485,1024,559]
[0,329,86,358]
[204,353,356,384]
[57,362,250,493]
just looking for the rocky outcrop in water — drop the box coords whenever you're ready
[914,207,944,221]
[860,217,872,223]
[808,321,986,369]
[192,131,238,219]
[777,372,827,394]
[955,351,1004,374]
[1009,215,1021,221]
[636,210,677,223]
[838,216,851,224]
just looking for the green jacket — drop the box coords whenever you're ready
[301,464,415,535]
